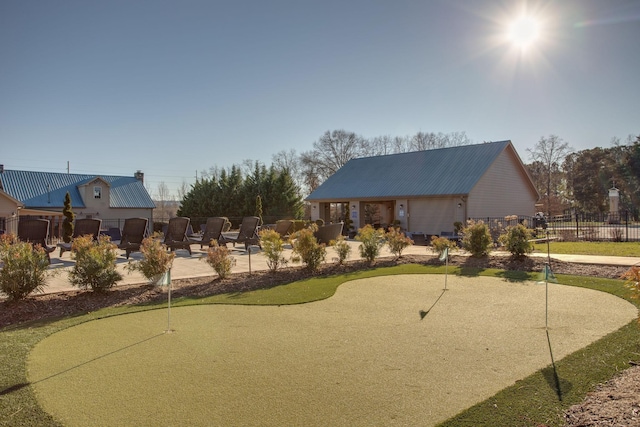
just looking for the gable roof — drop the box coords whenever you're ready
[0,170,155,209]
[306,140,535,201]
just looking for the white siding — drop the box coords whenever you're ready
[467,148,537,218]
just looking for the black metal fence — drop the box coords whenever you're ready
[468,211,640,242]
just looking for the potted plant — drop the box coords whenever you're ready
[125,233,174,286]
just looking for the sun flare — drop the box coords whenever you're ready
[507,15,540,49]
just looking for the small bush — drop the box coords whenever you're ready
[0,234,50,300]
[125,234,175,281]
[498,223,534,257]
[330,235,351,265]
[581,226,598,241]
[461,220,493,257]
[259,228,288,272]
[291,225,326,271]
[69,235,122,292]
[621,266,640,299]
[610,228,624,242]
[430,235,458,258]
[556,229,575,242]
[386,227,413,259]
[203,242,234,279]
[356,224,386,264]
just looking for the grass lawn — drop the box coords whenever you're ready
[534,241,640,257]
[1,264,639,426]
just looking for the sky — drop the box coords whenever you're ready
[1,0,639,198]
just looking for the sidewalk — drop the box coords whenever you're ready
[41,241,640,295]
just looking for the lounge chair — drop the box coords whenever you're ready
[17,218,56,263]
[273,220,293,239]
[163,217,193,255]
[59,218,102,256]
[314,222,344,245]
[118,218,149,259]
[190,217,228,249]
[221,216,261,251]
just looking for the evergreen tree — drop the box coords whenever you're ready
[255,194,263,225]
[62,192,75,243]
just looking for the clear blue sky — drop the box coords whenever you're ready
[2,0,639,197]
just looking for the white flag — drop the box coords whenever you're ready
[439,247,449,262]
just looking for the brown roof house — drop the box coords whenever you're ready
[305,140,539,235]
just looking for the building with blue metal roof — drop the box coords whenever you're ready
[306,140,539,235]
[0,167,155,236]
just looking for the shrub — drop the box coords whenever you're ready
[610,228,624,242]
[0,234,50,300]
[291,225,326,271]
[430,235,458,258]
[125,234,175,281]
[330,235,351,265]
[453,221,463,235]
[69,235,122,292]
[386,227,413,259]
[621,266,640,299]
[62,191,75,243]
[461,220,493,257]
[356,224,386,264]
[259,228,287,272]
[498,223,534,257]
[202,242,234,279]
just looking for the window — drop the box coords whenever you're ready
[94,186,102,199]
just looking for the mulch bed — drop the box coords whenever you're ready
[0,254,636,425]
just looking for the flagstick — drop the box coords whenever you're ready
[165,268,173,334]
[545,269,549,330]
[444,251,448,291]
[545,229,551,330]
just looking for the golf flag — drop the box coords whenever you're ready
[439,247,449,262]
[537,263,557,284]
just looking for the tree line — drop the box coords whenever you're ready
[178,162,304,222]
[173,129,639,222]
[526,134,640,218]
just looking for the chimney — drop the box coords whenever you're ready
[0,164,4,173]
[134,170,144,183]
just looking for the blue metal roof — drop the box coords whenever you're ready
[0,170,155,209]
[306,140,514,201]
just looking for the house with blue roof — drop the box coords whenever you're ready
[0,166,155,236]
[306,140,539,235]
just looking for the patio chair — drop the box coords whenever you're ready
[314,222,344,245]
[273,220,293,239]
[221,216,261,251]
[17,218,56,263]
[190,217,228,249]
[59,218,102,256]
[118,218,149,259]
[163,217,193,255]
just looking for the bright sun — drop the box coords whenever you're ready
[507,16,540,49]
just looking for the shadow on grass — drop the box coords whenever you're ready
[419,288,448,320]
[544,329,573,401]
[0,382,30,396]
[495,270,532,282]
[458,266,483,277]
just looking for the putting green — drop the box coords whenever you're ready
[28,275,637,426]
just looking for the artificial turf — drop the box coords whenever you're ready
[1,265,638,426]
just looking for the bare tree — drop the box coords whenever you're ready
[527,135,573,217]
[176,180,190,202]
[154,181,175,221]
[301,130,367,188]
[272,149,306,194]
